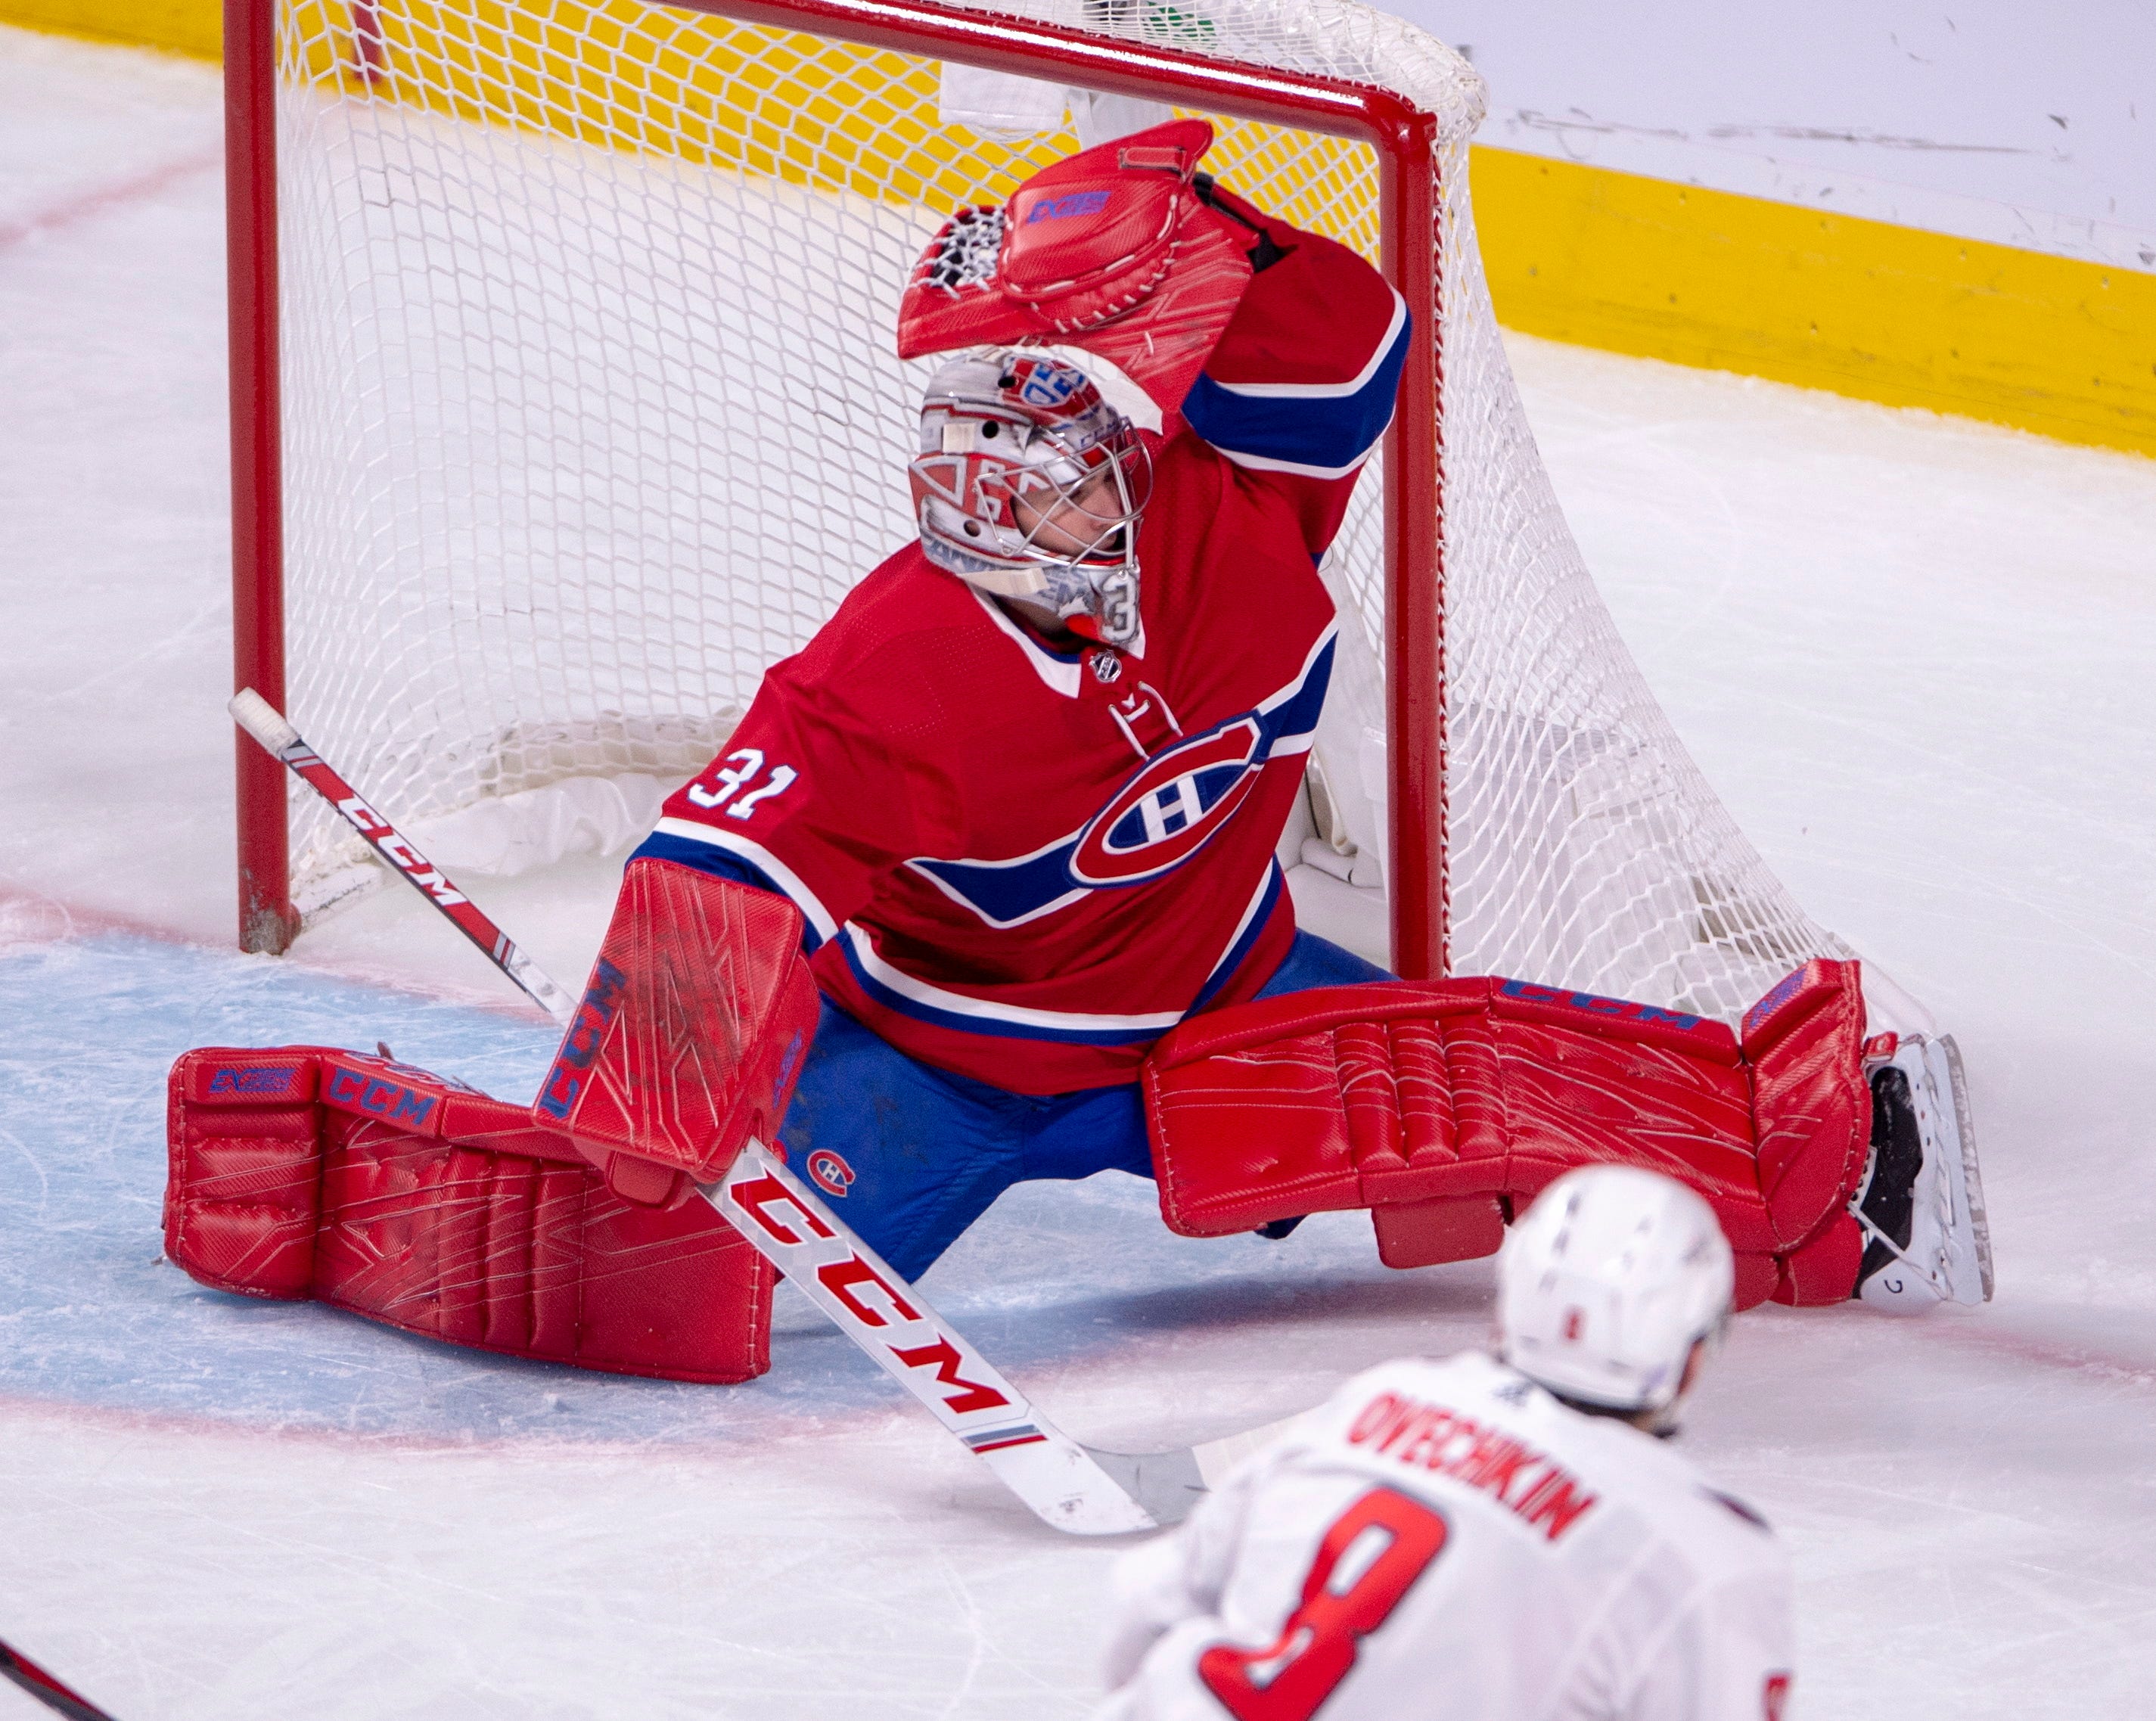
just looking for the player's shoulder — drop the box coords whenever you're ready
[1312,1353,1781,1558]
[763,543,1039,737]
[1303,1350,1601,1493]
[1149,422,1301,521]
[1142,431,1340,611]
[784,544,983,675]
[1317,1348,1561,1433]
[1561,1416,1786,1595]
[1521,1386,1780,1547]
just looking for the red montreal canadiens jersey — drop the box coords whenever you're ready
[638,219,1409,1092]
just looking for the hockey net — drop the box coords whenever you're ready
[247,0,1858,1024]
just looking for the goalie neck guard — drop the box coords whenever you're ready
[908,349,1151,648]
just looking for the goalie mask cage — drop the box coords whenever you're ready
[228,0,1856,1023]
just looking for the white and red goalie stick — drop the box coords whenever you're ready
[228,690,577,1024]
[230,688,1275,1534]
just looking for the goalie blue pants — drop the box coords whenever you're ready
[776,930,1390,1281]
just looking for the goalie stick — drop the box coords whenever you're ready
[0,1636,120,1721]
[228,689,577,1023]
[229,688,1269,1534]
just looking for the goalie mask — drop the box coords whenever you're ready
[909,349,1151,648]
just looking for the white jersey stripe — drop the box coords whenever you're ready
[649,819,840,943]
[1201,290,1409,399]
[840,923,1188,1035]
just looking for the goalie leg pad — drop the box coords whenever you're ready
[1145,968,1872,1301]
[1740,958,1874,1252]
[536,858,822,1205]
[167,1046,774,1383]
[1769,1212,1866,1308]
[1142,983,1505,1242]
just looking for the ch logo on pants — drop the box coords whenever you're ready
[807,1148,856,1198]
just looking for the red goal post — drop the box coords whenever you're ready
[225,0,1863,1032]
[223,0,1450,974]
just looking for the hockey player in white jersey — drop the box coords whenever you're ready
[1097,1165,1794,1720]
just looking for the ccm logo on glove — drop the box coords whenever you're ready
[1027,189,1111,223]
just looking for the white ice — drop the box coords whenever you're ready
[3,21,2154,1720]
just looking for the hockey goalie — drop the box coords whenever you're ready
[166,123,1990,1387]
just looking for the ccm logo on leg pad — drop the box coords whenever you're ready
[322,1061,440,1133]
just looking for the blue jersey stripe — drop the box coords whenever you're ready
[1258,633,1334,752]
[835,934,1166,1047]
[1182,304,1411,475]
[1187,864,1285,1014]
[629,831,825,952]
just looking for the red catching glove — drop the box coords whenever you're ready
[896,118,1258,430]
[535,859,821,1207]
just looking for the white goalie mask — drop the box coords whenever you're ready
[1496,1166,1736,1429]
[908,349,1151,648]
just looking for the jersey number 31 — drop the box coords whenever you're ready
[1198,1487,1448,1721]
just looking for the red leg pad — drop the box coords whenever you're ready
[535,859,820,1205]
[1142,981,1502,1244]
[1741,958,1874,1251]
[166,1045,774,1383]
[1484,981,1771,1253]
[1145,963,1872,1306]
[1372,1197,1507,1269]
[1770,1212,1866,1307]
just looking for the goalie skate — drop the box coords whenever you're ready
[1853,1035,1993,1311]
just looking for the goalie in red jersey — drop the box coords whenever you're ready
[615,121,1413,1281]
[166,123,1989,1388]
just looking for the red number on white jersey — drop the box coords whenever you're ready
[1197,1486,1448,1721]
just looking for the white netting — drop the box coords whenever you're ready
[270,0,1853,1022]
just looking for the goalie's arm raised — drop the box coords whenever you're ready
[895,119,1408,560]
[1176,178,1410,558]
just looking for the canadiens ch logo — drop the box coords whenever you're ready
[906,631,1334,928]
[1068,718,1264,886]
[806,1149,856,1197]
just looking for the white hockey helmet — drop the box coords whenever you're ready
[1496,1166,1735,1423]
[908,349,1151,648]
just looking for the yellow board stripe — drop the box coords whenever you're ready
[1473,146,2156,460]
[281,0,1030,208]
[7,0,2150,458]
[275,1,1373,235]
[0,0,222,57]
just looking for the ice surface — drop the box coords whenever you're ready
[3,21,2154,1720]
